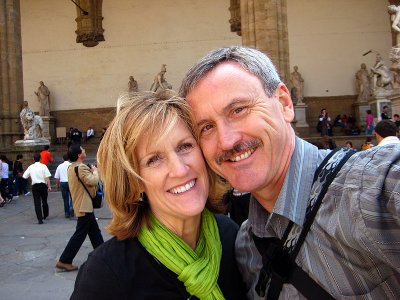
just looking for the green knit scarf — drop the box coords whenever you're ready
[138,208,224,300]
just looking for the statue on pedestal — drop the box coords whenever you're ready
[34,81,50,117]
[355,63,371,102]
[370,53,393,93]
[128,76,138,92]
[150,64,172,92]
[290,66,305,105]
[20,101,43,140]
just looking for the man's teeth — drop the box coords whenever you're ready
[230,149,254,162]
[169,180,195,194]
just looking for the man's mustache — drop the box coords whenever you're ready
[216,139,262,165]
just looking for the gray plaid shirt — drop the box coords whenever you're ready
[236,138,400,299]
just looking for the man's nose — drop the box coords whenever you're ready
[216,121,240,151]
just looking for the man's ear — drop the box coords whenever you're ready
[276,83,295,123]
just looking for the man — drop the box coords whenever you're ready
[40,145,53,165]
[374,120,400,146]
[180,46,400,299]
[0,155,13,202]
[12,154,30,197]
[71,128,82,146]
[394,113,400,130]
[22,154,51,224]
[56,145,104,271]
[86,126,95,142]
[54,153,73,218]
[381,105,391,120]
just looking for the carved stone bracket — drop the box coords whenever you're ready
[75,0,105,47]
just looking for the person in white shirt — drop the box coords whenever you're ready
[23,154,51,224]
[55,153,73,218]
[0,155,13,202]
[375,120,400,146]
[86,127,95,142]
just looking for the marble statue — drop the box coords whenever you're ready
[150,64,172,92]
[355,63,371,101]
[20,101,43,139]
[388,5,400,41]
[128,76,138,92]
[290,66,304,104]
[370,53,393,90]
[34,81,50,116]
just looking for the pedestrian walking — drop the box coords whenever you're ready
[22,154,51,224]
[56,145,104,271]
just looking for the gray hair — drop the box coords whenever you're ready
[179,46,281,98]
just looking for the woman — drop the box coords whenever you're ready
[365,109,374,135]
[71,90,245,299]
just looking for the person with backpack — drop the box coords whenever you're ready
[55,144,104,272]
[180,46,400,299]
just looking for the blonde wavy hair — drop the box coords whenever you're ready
[97,90,227,240]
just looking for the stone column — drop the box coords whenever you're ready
[0,0,24,150]
[240,0,290,83]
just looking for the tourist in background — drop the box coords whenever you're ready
[365,109,375,135]
[0,155,13,203]
[40,145,54,165]
[12,154,29,198]
[56,145,104,272]
[374,120,400,146]
[54,153,73,218]
[318,108,332,136]
[22,154,51,224]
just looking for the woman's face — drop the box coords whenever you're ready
[136,120,209,226]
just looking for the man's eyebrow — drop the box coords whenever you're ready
[222,97,251,114]
[196,97,252,127]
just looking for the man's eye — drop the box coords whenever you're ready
[200,124,213,133]
[233,106,246,114]
[178,143,193,152]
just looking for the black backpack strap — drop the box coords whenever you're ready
[254,148,356,299]
[74,165,94,200]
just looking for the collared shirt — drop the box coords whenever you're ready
[54,160,72,183]
[1,162,9,179]
[22,162,51,185]
[236,138,400,299]
[377,136,400,147]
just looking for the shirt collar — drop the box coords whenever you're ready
[248,137,328,237]
[378,136,400,147]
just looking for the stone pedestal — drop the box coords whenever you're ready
[294,103,309,128]
[388,92,400,116]
[353,101,370,127]
[369,97,392,121]
[41,116,56,143]
[13,139,50,170]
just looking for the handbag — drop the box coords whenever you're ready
[74,166,103,209]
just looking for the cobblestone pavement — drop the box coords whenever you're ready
[0,191,112,300]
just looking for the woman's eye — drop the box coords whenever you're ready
[146,155,161,166]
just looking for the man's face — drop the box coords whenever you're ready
[186,62,295,194]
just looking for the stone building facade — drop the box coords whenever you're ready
[0,0,397,150]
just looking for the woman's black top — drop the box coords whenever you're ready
[70,214,246,300]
